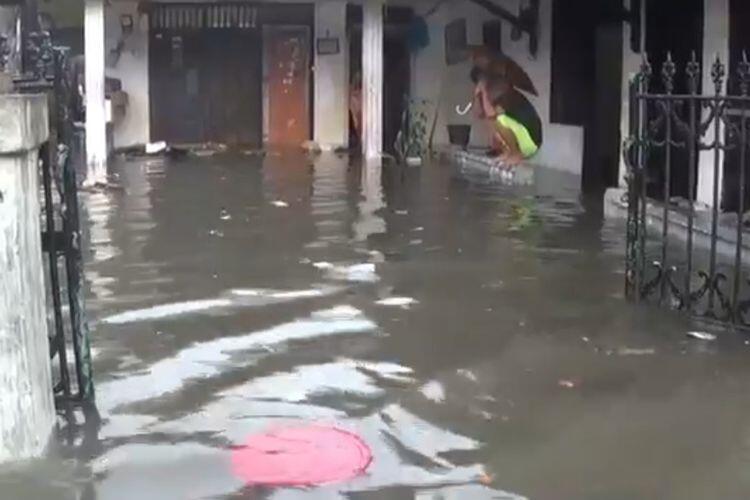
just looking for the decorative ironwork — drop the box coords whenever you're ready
[625,54,750,330]
[148,3,258,30]
[11,3,94,403]
[24,31,54,80]
[0,34,9,72]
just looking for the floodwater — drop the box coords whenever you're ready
[5,153,750,500]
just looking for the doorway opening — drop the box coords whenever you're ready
[347,5,413,154]
[551,0,625,193]
[645,0,704,201]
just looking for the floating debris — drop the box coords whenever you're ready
[271,200,289,208]
[686,331,717,341]
[145,141,167,155]
[558,379,578,389]
[219,208,232,220]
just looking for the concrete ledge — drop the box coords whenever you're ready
[0,94,49,154]
[604,187,750,260]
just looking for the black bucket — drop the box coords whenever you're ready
[447,124,471,149]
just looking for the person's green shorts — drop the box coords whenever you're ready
[497,114,539,159]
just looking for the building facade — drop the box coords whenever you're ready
[38,0,750,200]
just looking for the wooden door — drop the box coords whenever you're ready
[202,30,263,146]
[149,32,206,144]
[645,0,704,200]
[265,26,311,146]
[150,29,262,147]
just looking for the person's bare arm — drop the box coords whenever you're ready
[477,83,498,119]
[473,84,486,119]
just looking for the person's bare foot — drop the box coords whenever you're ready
[505,154,524,166]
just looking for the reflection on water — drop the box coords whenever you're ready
[6,153,750,500]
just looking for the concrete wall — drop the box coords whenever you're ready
[0,94,55,463]
[105,1,150,149]
[411,0,583,175]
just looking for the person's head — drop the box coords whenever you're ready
[470,46,492,70]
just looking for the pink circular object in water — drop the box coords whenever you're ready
[231,425,372,486]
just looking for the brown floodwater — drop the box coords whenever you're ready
[3,152,750,500]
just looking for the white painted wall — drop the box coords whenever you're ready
[313,0,349,150]
[411,0,583,175]
[105,1,150,148]
[618,0,642,187]
[698,0,729,206]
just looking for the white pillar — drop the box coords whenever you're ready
[84,0,108,186]
[618,0,647,187]
[355,163,385,241]
[697,0,729,207]
[0,94,55,463]
[362,0,384,164]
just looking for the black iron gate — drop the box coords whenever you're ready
[4,12,94,402]
[624,52,750,328]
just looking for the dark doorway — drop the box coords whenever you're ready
[149,29,263,146]
[645,0,704,200]
[482,20,503,53]
[347,5,413,154]
[723,0,750,212]
[551,0,624,192]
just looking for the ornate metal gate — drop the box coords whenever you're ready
[2,4,94,402]
[624,52,750,328]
